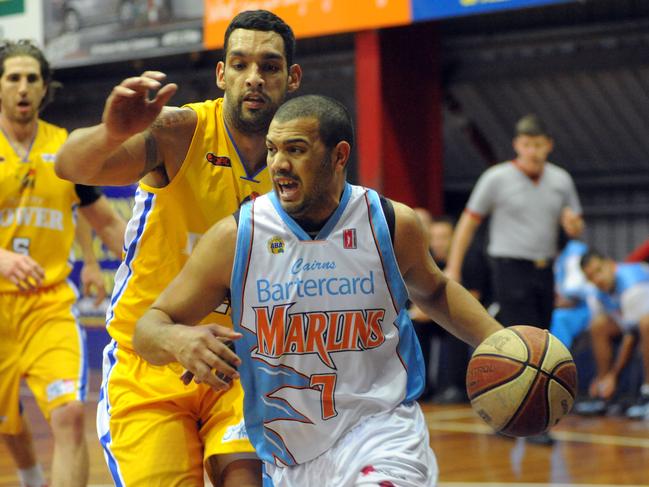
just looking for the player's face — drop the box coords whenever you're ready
[582,256,614,292]
[217,29,300,134]
[266,117,338,223]
[0,56,46,124]
[513,134,553,177]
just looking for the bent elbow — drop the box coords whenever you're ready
[54,156,70,180]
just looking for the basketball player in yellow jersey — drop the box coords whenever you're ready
[0,40,126,487]
[56,10,302,487]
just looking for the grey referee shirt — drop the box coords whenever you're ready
[466,161,582,261]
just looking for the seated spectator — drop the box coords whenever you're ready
[550,239,597,350]
[580,249,649,419]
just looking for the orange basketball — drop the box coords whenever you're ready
[466,325,577,437]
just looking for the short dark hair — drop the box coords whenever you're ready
[0,39,52,84]
[580,248,606,270]
[273,94,354,150]
[515,114,550,137]
[224,10,296,68]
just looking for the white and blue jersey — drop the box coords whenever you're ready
[554,240,596,302]
[593,262,649,330]
[550,240,597,348]
[230,183,425,467]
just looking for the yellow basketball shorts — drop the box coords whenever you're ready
[98,341,256,487]
[0,281,87,435]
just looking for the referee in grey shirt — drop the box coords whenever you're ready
[446,114,584,335]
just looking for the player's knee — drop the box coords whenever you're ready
[50,401,85,443]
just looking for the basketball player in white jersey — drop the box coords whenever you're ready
[134,95,504,486]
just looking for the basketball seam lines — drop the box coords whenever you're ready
[502,329,550,434]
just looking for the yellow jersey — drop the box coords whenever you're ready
[107,98,272,350]
[0,120,80,292]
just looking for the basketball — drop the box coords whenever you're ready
[466,325,577,437]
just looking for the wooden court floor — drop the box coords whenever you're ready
[2,371,648,486]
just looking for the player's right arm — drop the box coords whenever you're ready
[392,201,502,347]
[134,216,242,390]
[55,71,191,186]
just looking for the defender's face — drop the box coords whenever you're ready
[218,29,298,134]
[0,56,46,124]
[583,256,614,292]
[266,116,336,221]
[513,134,553,177]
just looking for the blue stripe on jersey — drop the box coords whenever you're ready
[315,182,352,240]
[224,122,262,182]
[267,184,352,241]
[231,200,307,465]
[231,200,253,328]
[76,321,88,401]
[366,189,425,401]
[64,277,88,400]
[98,341,125,487]
[268,191,310,241]
[106,190,154,327]
[365,189,407,307]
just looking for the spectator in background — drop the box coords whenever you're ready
[550,239,597,350]
[580,249,649,420]
[445,114,584,444]
[410,214,475,404]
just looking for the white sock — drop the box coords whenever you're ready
[17,464,45,487]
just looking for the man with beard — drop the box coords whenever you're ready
[133,94,505,487]
[55,10,302,486]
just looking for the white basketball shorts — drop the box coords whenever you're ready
[265,401,438,487]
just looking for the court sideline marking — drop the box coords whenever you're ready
[424,408,649,449]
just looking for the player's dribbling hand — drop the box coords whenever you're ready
[173,324,242,391]
[103,71,178,141]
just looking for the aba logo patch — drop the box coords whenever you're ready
[46,379,76,402]
[268,236,285,254]
[343,228,357,249]
[206,152,231,167]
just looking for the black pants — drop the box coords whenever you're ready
[489,257,554,330]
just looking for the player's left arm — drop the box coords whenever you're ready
[392,201,503,347]
[78,194,127,258]
[134,216,242,390]
[75,213,106,305]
